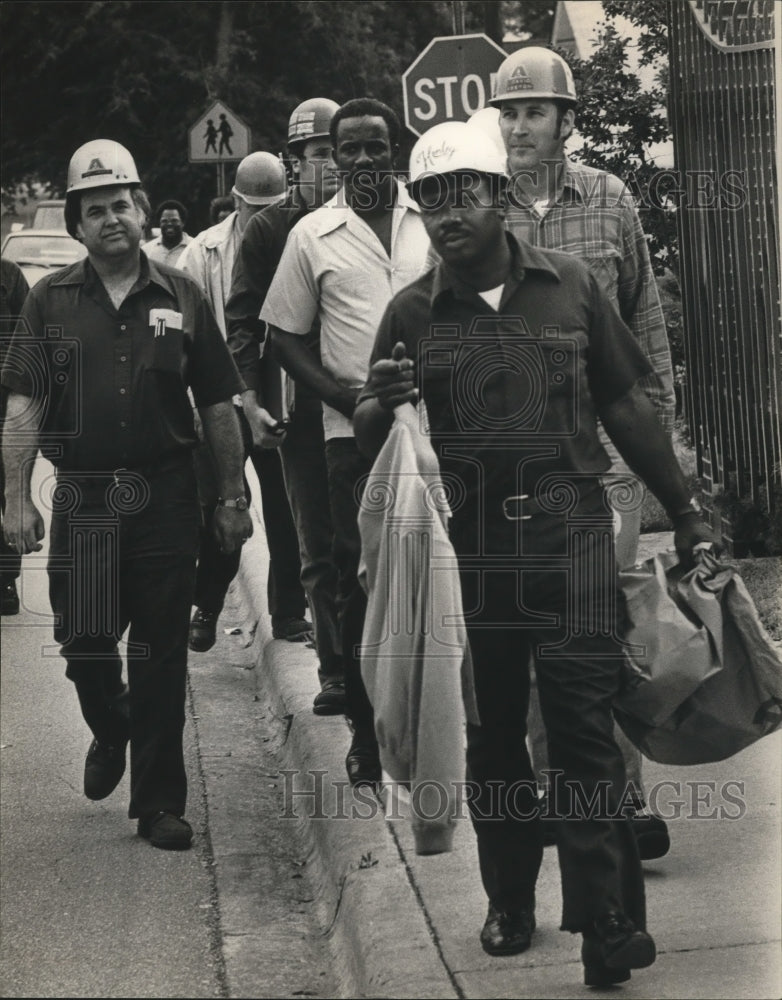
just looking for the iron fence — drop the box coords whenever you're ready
[668,0,780,555]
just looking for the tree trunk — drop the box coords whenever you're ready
[215,1,235,74]
[483,1,503,43]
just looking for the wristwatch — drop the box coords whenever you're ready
[670,497,702,519]
[217,496,249,511]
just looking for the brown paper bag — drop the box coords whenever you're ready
[614,551,782,764]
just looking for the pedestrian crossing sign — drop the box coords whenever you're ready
[188,101,250,163]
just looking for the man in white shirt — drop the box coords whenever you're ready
[144,200,192,268]
[177,153,306,655]
[261,98,431,786]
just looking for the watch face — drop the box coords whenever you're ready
[236,496,249,511]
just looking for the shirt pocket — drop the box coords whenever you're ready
[147,311,185,374]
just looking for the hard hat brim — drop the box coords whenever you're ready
[489,93,576,107]
[231,187,285,206]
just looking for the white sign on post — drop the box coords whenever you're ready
[188,101,250,163]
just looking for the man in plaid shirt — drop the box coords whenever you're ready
[487,46,675,861]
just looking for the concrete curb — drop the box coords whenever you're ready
[233,474,457,999]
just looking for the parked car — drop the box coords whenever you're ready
[31,199,66,230]
[1,229,86,287]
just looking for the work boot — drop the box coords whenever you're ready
[313,678,346,716]
[189,608,217,652]
[84,738,127,800]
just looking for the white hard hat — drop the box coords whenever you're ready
[408,121,507,193]
[465,107,507,161]
[489,47,577,106]
[231,151,287,205]
[66,139,141,194]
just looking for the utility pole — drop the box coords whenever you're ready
[452,0,466,34]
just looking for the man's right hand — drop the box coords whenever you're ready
[3,498,45,554]
[243,399,286,450]
[366,341,417,411]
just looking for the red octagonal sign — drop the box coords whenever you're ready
[402,33,508,137]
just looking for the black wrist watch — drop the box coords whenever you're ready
[217,496,249,511]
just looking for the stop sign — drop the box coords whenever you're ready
[402,33,507,137]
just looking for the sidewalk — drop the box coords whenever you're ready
[215,481,782,998]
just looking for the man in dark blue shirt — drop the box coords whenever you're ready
[355,123,716,988]
[1,140,250,851]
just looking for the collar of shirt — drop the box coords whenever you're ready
[510,157,591,207]
[50,252,180,301]
[430,233,561,308]
[200,212,238,251]
[144,234,192,256]
[313,178,420,238]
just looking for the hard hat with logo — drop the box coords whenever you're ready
[408,121,507,197]
[465,107,507,161]
[66,139,141,195]
[489,47,577,106]
[65,139,143,238]
[231,151,288,205]
[287,97,340,152]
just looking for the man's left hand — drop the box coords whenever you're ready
[213,506,253,554]
[672,512,721,570]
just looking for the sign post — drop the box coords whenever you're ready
[402,33,507,137]
[188,100,251,195]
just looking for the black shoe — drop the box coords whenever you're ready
[84,738,127,800]
[313,678,346,716]
[480,903,536,956]
[345,739,381,789]
[582,911,655,984]
[189,608,217,652]
[1,580,20,616]
[582,936,632,987]
[272,616,314,642]
[632,810,671,860]
[137,811,193,850]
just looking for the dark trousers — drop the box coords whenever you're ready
[192,409,305,626]
[247,445,306,626]
[280,401,342,680]
[48,460,200,819]
[324,437,374,739]
[454,484,645,933]
[0,402,22,585]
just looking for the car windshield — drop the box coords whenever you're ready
[3,235,85,267]
[33,205,66,229]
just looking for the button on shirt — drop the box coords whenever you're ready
[361,235,652,512]
[260,180,431,439]
[0,255,243,471]
[505,159,675,434]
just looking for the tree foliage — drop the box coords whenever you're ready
[1,0,453,228]
[2,0,674,251]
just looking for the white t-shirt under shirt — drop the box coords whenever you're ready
[477,284,504,310]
